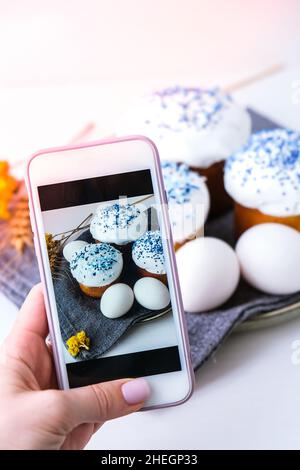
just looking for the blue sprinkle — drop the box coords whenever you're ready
[225,128,300,195]
[161,161,204,205]
[132,230,165,266]
[145,86,231,132]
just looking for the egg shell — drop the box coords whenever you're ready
[236,223,300,295]
[63,240,89,262]
[100,283,134,319]
[176,237,240,312]
[133,277,170,310]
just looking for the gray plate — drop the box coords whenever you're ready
[238,301,300,331]
[140,307,172,322]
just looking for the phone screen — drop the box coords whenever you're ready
[38,168,182,388]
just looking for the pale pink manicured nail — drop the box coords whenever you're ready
[121,378,151,405]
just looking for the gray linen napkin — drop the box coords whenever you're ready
[0,245,40,307]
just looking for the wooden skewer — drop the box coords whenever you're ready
[53,213,93,239]
[129,194,153,206]
[224,63,284,93]
[69,121,96,144]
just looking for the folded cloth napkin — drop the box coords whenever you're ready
[187,280,300,371]
[0,245,40,307]
[1,110,299,370]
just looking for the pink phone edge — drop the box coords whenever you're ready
[25,134,195,411]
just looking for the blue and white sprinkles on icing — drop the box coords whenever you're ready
[145,86,231,132]
[162,161,206,204]
[117,86,251,168]
[224,128,300,216]
[132,230,166,275]
[70,243,123,287]
[90,202,147,245]
[161,161,210,243]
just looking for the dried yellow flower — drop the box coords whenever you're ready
[45,232,61,273]
[0,200,10,220]
[0,160,18,220]
[76,330,90,348]
[66,336,80,357]
[66,330,90,357]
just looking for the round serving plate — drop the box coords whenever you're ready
[236,301,300,332]
[140,307,172,323]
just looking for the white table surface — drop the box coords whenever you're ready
[1,66,300,450]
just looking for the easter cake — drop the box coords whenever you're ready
[224,128,300,237]
[70,242,123,298]
[117,86,251,216]
[162,161,210,249]
[90,202,148,246]
[132,230,167,284]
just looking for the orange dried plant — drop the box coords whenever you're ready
[0,161,18,220]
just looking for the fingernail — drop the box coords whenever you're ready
[121,378,151,405]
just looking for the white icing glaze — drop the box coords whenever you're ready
[70,243,123,287]
[90,202,148,245]
[224,128,300,217]
[162,161,210,243]
[117,86,251,168]
[132,230,166,274]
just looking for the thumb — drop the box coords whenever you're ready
[63,378,151,425]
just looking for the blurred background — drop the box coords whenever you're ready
[0,0,300,166]
[1,0,300,84]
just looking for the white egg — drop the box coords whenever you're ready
[63,240,88,262]
[176,237,240,312]
[134,277,170,310]
[236,223,300,295]
[100,283,134,319]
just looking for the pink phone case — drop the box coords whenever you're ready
[26,135,194,410]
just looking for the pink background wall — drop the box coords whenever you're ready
[0,0,299,87]
[0,0,299,167]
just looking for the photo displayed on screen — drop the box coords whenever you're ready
[38,169,181,388]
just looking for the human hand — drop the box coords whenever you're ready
[0,284,150,450]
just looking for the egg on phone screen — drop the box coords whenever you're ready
[100,283,134,319]
[133,277,170,310]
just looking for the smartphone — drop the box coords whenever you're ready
[26,136,194,409]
